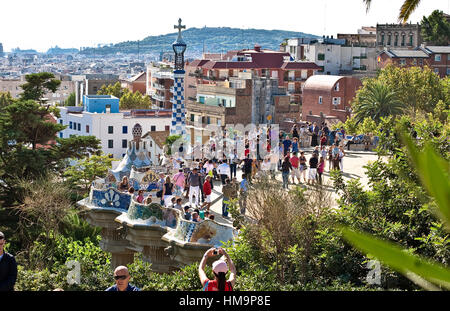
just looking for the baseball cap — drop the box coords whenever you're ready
[212,260,228,274]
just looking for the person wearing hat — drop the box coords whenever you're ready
[0,232,17,291]
[199,247,236,291]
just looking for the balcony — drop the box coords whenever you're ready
[284,77,306,82]
[151,93,166,102]
[152,83,166,91]
[152,71,174,79]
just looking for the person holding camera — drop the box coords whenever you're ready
[199,247,236,291]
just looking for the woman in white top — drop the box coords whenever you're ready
[339,147,345,171]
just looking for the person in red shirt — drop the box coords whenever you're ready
[199,247,236,291]
[201,176,212,211]
[289,151,301,184]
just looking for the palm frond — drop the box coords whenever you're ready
[398,0,421,23]
[363,0,372,13]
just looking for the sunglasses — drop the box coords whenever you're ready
[114,275,127,280]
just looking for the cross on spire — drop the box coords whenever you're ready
[174,18,185,36]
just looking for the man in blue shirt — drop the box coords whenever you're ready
[0,231,17,291]
[282,135,292,156]
[239,174,249,215]
[106,266,140,291]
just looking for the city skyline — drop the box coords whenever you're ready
[1,0,449,52]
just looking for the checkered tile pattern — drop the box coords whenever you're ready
[171,76,186,136]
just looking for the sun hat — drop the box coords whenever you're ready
[212,260,228,274]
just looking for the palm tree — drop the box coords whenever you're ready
[364,0,421,23]
[353,81,404,123]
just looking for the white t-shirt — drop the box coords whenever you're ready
[217,163,231,177]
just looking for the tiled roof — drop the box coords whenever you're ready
[187,59,210,67]
[382,49,429,58]
[420,46,450,54]
[142,130,170,149]
[128,71,146,82]
[281,62,321,70]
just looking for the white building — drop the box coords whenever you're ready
[283,38,377,75]
[57,106,172,159]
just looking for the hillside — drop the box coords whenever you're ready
[79,27,319,58]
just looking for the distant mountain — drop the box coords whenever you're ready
[79,27,319,58]
[47,46,79,54]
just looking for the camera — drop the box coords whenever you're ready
[213,249,218,255]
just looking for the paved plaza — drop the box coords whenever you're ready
[205,148,381,225]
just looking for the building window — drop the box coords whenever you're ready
[150,141,153,147]
[86,125,89,133]
[59,132,63,138]
[332,97,341,106]
[418,59,423,66]
[318,53,325,61]
[412,59,417,65]
[122,126,128,134]
[69,121,72,129]
[122,139,127,148]
[394,34,398,46]
[435,54,441,62]
[108,140,113,148]
[447,68,450,76]
[399,59,406,66]
[108,126,113,134]
[434,68,440,74]
[77,123,81,131]
[59,119,63,125]
[448,54,450,61]
[401,34,405,46]
[334,83,339,91]
[165,125,170,131]
[190,114,195,122]
[207,116,211,124]
[318,96,323,105]
[387,34,391,45]
[151,126,156,131]
[380,34,385,45]
[409,34,413,46]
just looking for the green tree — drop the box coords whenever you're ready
[0,92,14,108]
[353,80,403,123]
[20,72,61,104]
[97,82,124,98]
[64,154,115,193]
[119,90,151,109]
[421,10,450,46]
[364,0,421,23]
[65,92,76,106]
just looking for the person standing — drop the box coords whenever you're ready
[239,174,249,214]
[105,266,140,291]
[199,247,236,291]
[292,124,299,140]
[299,151,308,183]
[291,137,299,154]
[241,155,253,183]
[201,176,212,211]
[281,155,292,189]
[162,176,174,207]
[339,147,345,172]
[0,232,17,291]
[311,122,320,147]
[217,160,231,185]
[290,152,301,184]
[222,178,234,218]
[172,169,185,197]
[189,168,201,207]
[282,135,292,156]
[308,153,319,185]
[230,149,239,179]
[317,156,325,185]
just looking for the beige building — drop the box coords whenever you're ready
[0,74,76,104]
[376,23,422,52]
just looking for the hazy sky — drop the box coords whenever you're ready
[1,0,449,52]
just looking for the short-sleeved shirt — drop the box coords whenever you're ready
[290,156,299,168]
[189,173,200,187]
[309,157,318,168]
[105,284,140,291]
[282,140,292,152]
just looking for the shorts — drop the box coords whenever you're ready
[205,195,211,203]
[308,168,317,180]
[291,167,301,179]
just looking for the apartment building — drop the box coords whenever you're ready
[57,95,172,159]
[146,62,174,109]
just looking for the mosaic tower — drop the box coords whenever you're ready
[171,18,187,137]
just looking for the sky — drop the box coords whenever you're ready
[1,0,449,52]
